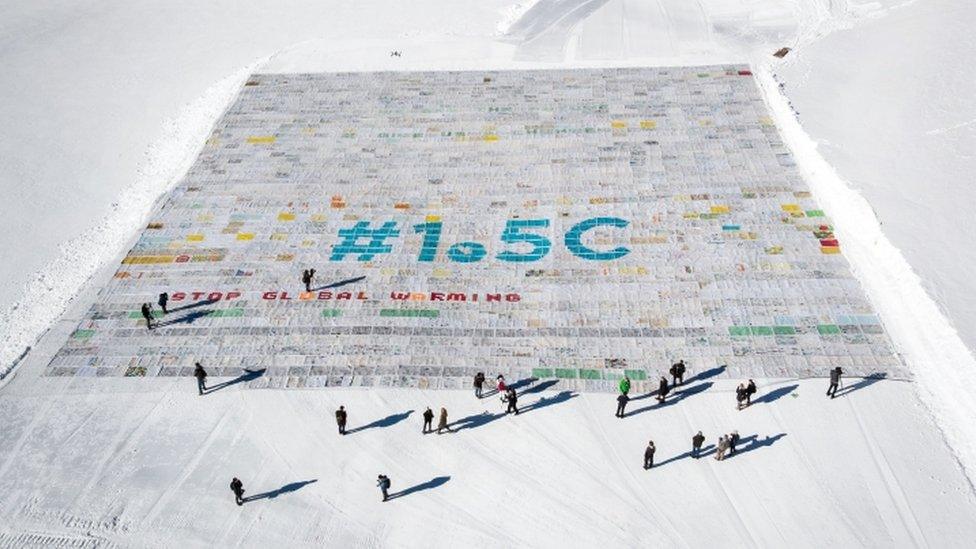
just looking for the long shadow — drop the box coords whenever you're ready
[834,372,887,398]
[346,410,414,434]
[633,366,727,401]
[655,444,716,468]
[728,433,788,459]
[625,382,713,417]
[157,309,214,327]
[518,379,559,396]
[451,411,507,432]
[520,390,577,414]
[244,479,318,502]
[206,368,267,394]
[315,276,367,290]
[508,377,538,393]
[168,298,219,314]
[684,365,727,384]
[752,384,799,405]
[387,476,451,500]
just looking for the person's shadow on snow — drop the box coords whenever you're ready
[728,433,788,459]
[244,479,318,503]
[206,368,266,394]
[387,476,450,500]
[346,410,414,434]
[752,384,799,405]
[654,444,717,468]
[520,390,577,414]
[834,373,887,398]
[625,382,713,417]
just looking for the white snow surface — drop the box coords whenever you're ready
[2,0,976,545]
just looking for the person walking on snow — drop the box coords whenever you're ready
[302,268,316,292]
[619,375,631,396]
[422,407,434,433]
[335,405,348,435]
[729,430,741,455]
[692,431,705,458]
[715,435,730,461]
[505,387,519,415]
[745,379,757,406]
[377,474,391,502]
[616,392,629,418]
[827,367,843,398]
[141,303,155,330]
[158,292,169,314]
[656,376,670,403]
[474,372,486,398]
[496,374,507,393]
[644,440,656,469]
[437,407,452,434]
[194,362,207,395]
[230,477,245,506]
[670,360,686,386]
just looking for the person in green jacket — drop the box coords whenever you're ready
[619,376,631,396]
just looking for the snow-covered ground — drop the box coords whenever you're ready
[2,0,976,545]
[2,371,974,546]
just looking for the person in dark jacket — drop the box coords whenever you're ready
[736,383,748,410]
[505,387,519,414]
[158,292,169,314]
[302,268,316,292]
[230,477,245,505]
[827,367,843,398]
[669,360,686,386]
[616,393,629,418]
[194,362,207,395]
[656,376,669,403]
[474,372,486,398]
[335,405,348,435]
[729,430,741,455]
[644,440,656,469]
[745,379,757,405]
[692,431,706,458]
[140,303,154,330]
[422,407,434,433]
[377,474,391,502]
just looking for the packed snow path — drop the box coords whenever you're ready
[45,67,907,392]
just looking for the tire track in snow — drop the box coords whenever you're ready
[141,405,236,527]
[845,395,928,547]
[580,394,688,547]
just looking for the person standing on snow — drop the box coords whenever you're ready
[644,440,656,469]
[745,379,757,406]
[141,303,155,330]
[505,387,519,415]
[377,474,391,502]
[692,431,706,458]
[496,374,507,394]
[194,362,207,395]
[715,435,730,461]
[158,292,169,315]
[670,360,686,386]
[335,405,348,435]
[729,430,741,455]
[616,392,629,418]
[827,367,843,398]
[656,376,670,403]
[736,383,748,410]
[619,375,631,396]
[437,407,452,434]
[230,477,245,506]
[422,407,434,433]
[474,372,486,399]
